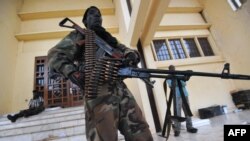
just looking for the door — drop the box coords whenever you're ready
[34,56,84,108]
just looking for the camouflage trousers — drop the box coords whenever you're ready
[84,81,153,141]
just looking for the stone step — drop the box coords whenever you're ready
[0,105,126,141]
[0,118,85,137]
[40,133,87,141]
[0,124,124,141]
[45,132,125,141]
[0,125,86,141]
[0,106,84,121]
[0,111,84,131]
[0,107,85,126]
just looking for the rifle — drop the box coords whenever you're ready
[117,63,250,89]
[59,17,124,58]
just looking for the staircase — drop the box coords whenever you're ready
[0,106,125,141]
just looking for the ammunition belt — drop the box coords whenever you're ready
[84,30,122,99]
[84,30,97,99]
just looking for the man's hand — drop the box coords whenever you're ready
[69,71,85,89]
[124,51,140,67]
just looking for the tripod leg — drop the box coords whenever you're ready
[161,88,174,138]
[173,85,181,135]
[177,80,192,117]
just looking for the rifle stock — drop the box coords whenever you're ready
[59,17,124,59]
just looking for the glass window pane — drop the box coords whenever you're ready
[169,39,186,59]
[183,38,201,57]
[153,40,171,61]
[198,38,214,56]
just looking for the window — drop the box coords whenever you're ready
[227,0,246,11]
[183,38,201,57]
[153,40,171,61]
[169,39,186,59]
[152,37,215,61]
[198,38,214,56]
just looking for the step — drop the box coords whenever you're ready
[0,108,85,126]
[41,133,87,141]
[50,134,87,141]
[0,105,126,141]
[0,125,125,141]
[0,106,85,121]
[48,132,125,141]
[0,111,84,131]
[0,125,85,141]
[0,118,85,137]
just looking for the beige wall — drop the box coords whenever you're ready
[20,0,113,13]
[169,0,201,7]
[0,0,22,114]
[199,0,250,89]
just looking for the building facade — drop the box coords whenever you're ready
[0,0,250,133]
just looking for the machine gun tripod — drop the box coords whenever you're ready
[161,74,193,139]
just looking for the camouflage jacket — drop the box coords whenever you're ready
[47,30,140,78]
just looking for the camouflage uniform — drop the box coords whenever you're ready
[48,30,153,141]
[7,91,45,123]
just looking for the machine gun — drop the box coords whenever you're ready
[118,63,250,140]
[118,63,250,82]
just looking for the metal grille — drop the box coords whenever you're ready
[153,40,171,61]
[198,38,214,56]
[169,39,186,59]
[183,38,201,57]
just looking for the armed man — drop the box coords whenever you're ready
[47,6,153,141]
[7,90,44,122]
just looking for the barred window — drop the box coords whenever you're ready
[153,40,171,61]
[198,38,214,56]
[169,39,186,59]
[183,38,201,57]
[152,36,215,61]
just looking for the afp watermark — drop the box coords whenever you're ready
[224,125,250,140]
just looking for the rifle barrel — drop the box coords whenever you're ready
[131,68,250,80]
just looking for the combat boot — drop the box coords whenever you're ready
[7,115,17,123]
[187,127,198,133]
[174,131,180,136]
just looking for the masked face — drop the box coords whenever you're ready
[84,7,102,29]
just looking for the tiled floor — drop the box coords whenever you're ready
[153,109,250,141]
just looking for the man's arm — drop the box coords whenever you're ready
[47,31,81,78]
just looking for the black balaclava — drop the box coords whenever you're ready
[82,6,118,48]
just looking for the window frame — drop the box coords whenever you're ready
[151,36,216,62]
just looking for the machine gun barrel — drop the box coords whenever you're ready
[118,67,250,80]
